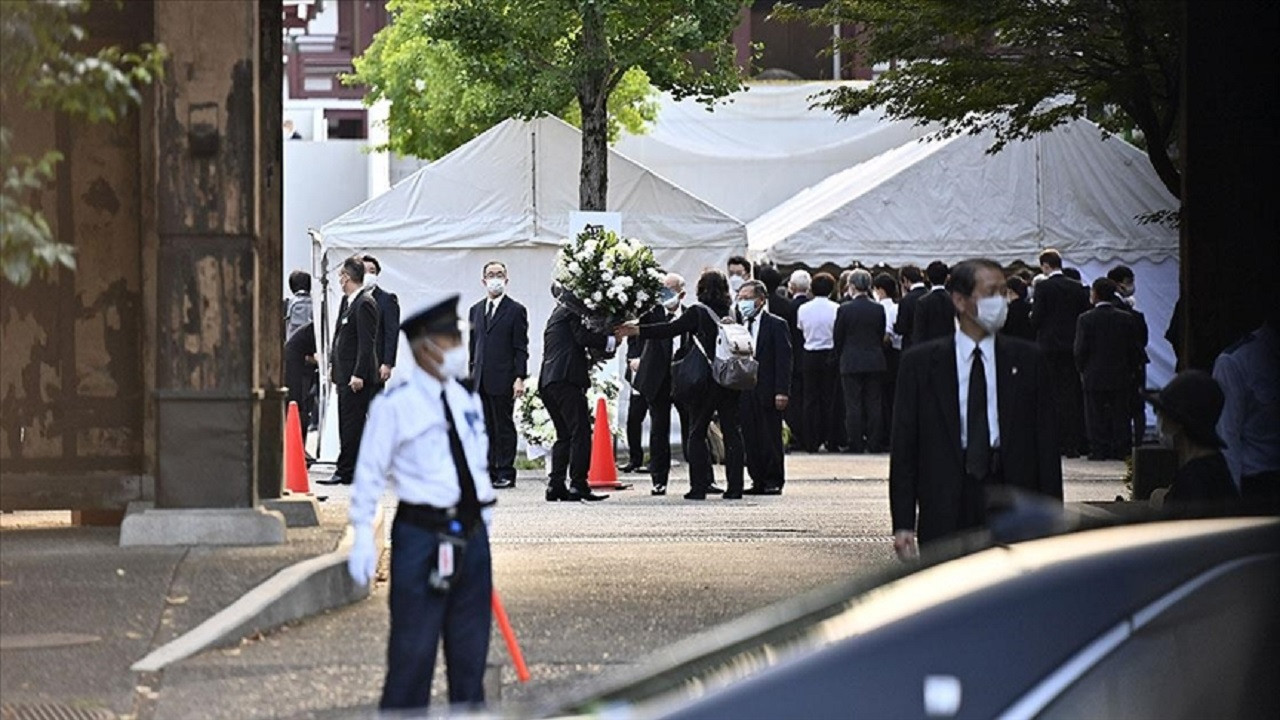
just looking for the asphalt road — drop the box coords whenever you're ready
[150,455,1128,719]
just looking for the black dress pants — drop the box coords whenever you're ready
[880,348,899,450]
[1084,390,1130,460]
[802,349,837,452]
[687,385,744,493]
[785,368,805,450]
[1046,353,1083,455]
[540,381,592,489]
[626,392,649,467]
[481,391,517,483]
[646,377,689,487]
[842,371,884,453]
[335,382,375,482]
[740,394,785,489]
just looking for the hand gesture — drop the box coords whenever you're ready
[513,377,526,398]
[349,376,364,393]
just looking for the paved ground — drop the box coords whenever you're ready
[31,452,1122,720]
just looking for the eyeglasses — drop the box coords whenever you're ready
[484,271,506,280]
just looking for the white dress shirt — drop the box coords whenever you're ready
[955,329,1001,450]
[797,296,838,350]
[880,298,902,350]
[349,363,496,531]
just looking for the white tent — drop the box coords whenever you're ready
[312,116,747,460]
[613,82,936,223]
[749,118,1180,395]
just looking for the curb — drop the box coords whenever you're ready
[130,507,385,673]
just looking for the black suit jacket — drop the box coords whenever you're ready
[890,334,1062,543]
[788,294,811,377]
[369,286,400,368]
[1031,274,1090,354]
[833,295,887,375]
[468,295,530,395]
[912,288,955,346]
[767,291,792,329]
[745,311,792,405]
[1074,303,1144,391]
[331,290,379,384]
[894,285,928,350]
[1001,297,1035,341]
[539,304,612,389]
[629,305,669,398]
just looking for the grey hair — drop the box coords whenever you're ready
[664,272,686,290]
[789,269,812,292]
[850,268,873,292]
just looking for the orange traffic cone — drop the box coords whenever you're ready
[284,401,311,494]
[588,396,630,490]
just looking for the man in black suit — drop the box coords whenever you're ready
[756,264,791,321]
[785,269,812,451]
[1075,278,1145,461]
[361,255,401,385]
[890,259,1062,558]
[632,273,691,495]
[324,256,381,485]
[538,287,614,502]
[1030,249,1091,456]
[622,331,650,474]
[736,280,792,494]
[912,260,954,345]
[894,264,927,352]
[834,269,887,453]
[1107,265,1150,447]
[468,260,529,489]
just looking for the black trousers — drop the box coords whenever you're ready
[480,391,517,483]
[626,391,649,467]
[880,348,900,450]
[785,368,805,450]
[842,372,884,453]
[740,394,785,489]
[1084,389,1132,460]
[541,381,592,489]
[646,377,689,487]
[801,349,838,452]
[687,385,744,493]
[1045,354,1083,455]
[335,382,375,481]
[381,517,491,711]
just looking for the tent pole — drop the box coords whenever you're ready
[531,126,539,237]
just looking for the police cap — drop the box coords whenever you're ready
[401,292,462,341]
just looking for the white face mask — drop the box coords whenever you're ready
[728,275,746,293]
[439,345,470,380]
[662,292,681,310]
[737,299,759,320]
[486,278,506,296]
[362,273,377,289]
[975,295,1008,334]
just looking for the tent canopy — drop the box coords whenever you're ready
[749,119,1179,267]
[614,82,936,223]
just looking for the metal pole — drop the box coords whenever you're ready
[832,24,842,80]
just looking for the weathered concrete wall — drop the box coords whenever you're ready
[0,2,152,510]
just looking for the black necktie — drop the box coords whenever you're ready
[441,389,480,523]
[747,317,755,332]
[966,347,991,479]
[486,301,495,326]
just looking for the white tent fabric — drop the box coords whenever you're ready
[613,82,936,223]
[312,116,747,461]
[749,118,1180,403]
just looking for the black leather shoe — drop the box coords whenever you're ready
[761,486,782,495]
[651,483,667,496]
[705,484,725,495]
[634,464,650,474]
[568,488,609,501]
[722,491,743,500]
[545,485,574,502]
[743,486,768,495]
[492,477,516,489]
[316,476,344,486]
[683,490,706,500]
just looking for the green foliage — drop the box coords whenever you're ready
[775,0,1183,199]
[0,0,166,286]
[349,0,745,187]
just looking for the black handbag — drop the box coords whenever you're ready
[669,337,712,404]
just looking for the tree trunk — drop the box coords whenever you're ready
[577,2,609,211]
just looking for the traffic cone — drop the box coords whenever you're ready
[587,396,630,490]
[284,401,311,494]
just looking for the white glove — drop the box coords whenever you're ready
[348,526,377,587]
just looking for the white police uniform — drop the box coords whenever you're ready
[347,294,497,712]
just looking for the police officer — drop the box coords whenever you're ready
[347,292,497,713]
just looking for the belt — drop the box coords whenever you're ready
[395,501,489,535]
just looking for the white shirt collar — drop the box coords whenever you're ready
[1048,269,1063,278]
[955,327,995,363]
[909,282,926,291]
[930,285,948,292]
[410,362,445,397]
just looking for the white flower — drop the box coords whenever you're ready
[567,261,581,275]
[592,291,603,302]
[637,291,649,303]
[602,268,614,281]
[585,240,598,255]
[619,276,634,288]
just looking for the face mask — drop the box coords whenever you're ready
[486,278,506,296]
[660,288,680,309]
[362,274,377,289]
[728,275,745,293]
[975,295,1008,334]
[737,299,759,320]
[439,345,470,380]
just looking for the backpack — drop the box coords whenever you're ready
[696,305,758,391]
